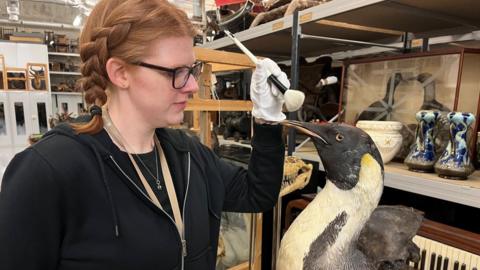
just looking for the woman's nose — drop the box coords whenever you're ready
[180,74,199,94]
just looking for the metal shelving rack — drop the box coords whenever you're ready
[201,0,480,156]
[200,0,480,268]
[202,0,480,59]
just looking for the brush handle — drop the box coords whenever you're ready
[268,74,288,94]
[223,30,289,94]
[224,30,258,65]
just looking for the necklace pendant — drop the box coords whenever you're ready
[157,181,162,190]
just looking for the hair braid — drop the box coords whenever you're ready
[79,23,131,105]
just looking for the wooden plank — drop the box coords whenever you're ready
[418,219,480,256]
[205,111,212,149]
[227,261,249,270]
[194,47,256,68]
[9,36,43,43]
[211,63,253,73]
[199,63,212,99]
[0,55,6,90]
[192,111,200,132]
[315,19,404,36]
[186,99,253,112]
[253,213,262,270]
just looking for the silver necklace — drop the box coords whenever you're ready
[135,145,162,190]
[101,106,163,191]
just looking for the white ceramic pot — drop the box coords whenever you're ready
[356,120,403,164]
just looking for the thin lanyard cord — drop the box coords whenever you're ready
[101,105,184,237]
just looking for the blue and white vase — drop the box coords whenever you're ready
[404,110,440,172]
[434,112,476,180]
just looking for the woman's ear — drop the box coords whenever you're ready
[106,57,129,89]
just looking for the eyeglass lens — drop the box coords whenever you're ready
[174,63,202,89]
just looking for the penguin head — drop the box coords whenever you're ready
[282,121,383,190]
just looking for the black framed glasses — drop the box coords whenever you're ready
[135,61,203,89]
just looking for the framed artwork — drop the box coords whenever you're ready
[6,67,27,90]
[27,63,49,91]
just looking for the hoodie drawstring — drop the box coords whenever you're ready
[92,145,120,238]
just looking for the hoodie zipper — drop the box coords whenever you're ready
[109,154,191,270]
[181,152,191,268]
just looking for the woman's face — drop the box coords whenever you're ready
[126,36,198,127]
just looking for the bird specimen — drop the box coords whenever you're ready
[277,121,422,270]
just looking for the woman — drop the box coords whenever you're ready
[0,0,289,269]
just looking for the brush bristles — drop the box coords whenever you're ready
[284,90,305,112]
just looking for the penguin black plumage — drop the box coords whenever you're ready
[277,121,385,270]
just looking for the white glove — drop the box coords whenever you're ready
[250,58,290,122]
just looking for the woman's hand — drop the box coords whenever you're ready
[250,58,290,123]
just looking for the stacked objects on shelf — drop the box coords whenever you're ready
[48,52,82,93]
[45,31,79,54]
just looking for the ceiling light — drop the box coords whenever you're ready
[73,14,83,27]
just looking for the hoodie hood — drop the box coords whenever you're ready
[43,123,121,238]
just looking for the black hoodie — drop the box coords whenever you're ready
[0,123,285,270]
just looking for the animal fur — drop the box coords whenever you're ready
[358,205,423,270]
[250,0,330,28]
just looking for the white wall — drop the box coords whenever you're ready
[0,41,52,183]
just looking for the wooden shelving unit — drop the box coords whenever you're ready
[189,47,254,149]
[191,47,260,270]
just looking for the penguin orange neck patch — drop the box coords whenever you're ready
[361,153,377,167]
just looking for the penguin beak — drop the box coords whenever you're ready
[280,120,329,145]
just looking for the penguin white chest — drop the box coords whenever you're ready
[277,154,383,270]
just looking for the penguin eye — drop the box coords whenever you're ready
[336,133,344,142]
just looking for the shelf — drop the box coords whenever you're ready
[185,99,252,111]
[201,0,480,59]
[0,90,48,93]
[49,71,81,75]
[51,91,83,96]
[48,52,80,57]
[384,163,480,209]
[218,136,252,149]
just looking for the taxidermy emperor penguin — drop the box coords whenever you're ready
[277,121,384,270]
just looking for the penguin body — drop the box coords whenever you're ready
[277,122,384,270]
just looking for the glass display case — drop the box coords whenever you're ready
[341,49,480,160]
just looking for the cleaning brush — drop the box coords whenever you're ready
[223,30,305,112]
